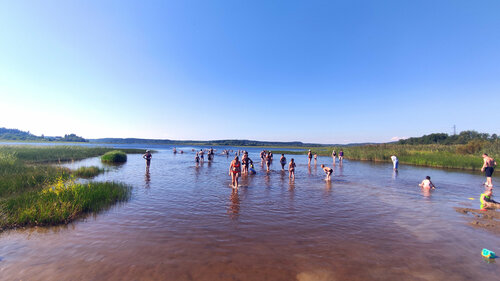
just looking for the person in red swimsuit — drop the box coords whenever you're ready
[229,156,241,188]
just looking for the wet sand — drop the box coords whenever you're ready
[455,207,500,235]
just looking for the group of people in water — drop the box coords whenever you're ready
[142,148,498,210]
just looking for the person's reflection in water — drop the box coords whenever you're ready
[144,171,151,188]
[308,164,312,175]
[392,169,398,180]
[228,188,240,220]
[421,188,431,198]
[289,177,295,190]
[325,178,332,191]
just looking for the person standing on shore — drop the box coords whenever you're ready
[229,156,241,188]
[289,158,296,179]
[143,150,152,171]
[307,150,312,165]
[339,149,344,163]
[280,154,287,171]
[391,155,399,171]
[321,164,333,181]
[481,153,496,188]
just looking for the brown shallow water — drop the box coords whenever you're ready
[0,146,499,280]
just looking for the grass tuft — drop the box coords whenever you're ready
[72,166,105,178]
[0,178,131,229]
[101,150,127,163]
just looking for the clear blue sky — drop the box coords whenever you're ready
[1,0,499,144]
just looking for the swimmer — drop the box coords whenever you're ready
[339,149,344,162]
[173,147,177,154]
[481,153,496,188]
[280,154,287,171]
[143,150,152,170]
[266,152,272,172]
[419,176,436,189]
[229,156,241,188]
[332,150,337,162]
[269,151,273,160]
[391,155,399,171]
[307,150,312,165]
[321,164,333,180]
[195,152,199,164]
[480,190,500,210]
[289,158,296,179]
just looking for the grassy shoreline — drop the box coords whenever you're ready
[0,146,140,231]
[274,142,500,171]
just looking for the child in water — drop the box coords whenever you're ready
[195,152,199,164]
[321,164,333,180]
[289,158,296,179]
[419,176,436,189]
[480,190,500,210]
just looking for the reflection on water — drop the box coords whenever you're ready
[0,146,499,280]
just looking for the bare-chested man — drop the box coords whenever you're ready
[481,153,497,188]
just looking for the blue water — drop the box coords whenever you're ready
[0,144,498,281]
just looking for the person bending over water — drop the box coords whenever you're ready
[289,158,296,179]
[391,155,399,171]
[481,153,496,188]
[419,176,436,189]
[143,150,152,170]
[280,154,287,171]
[480,190,500,210]
[321,164,333,180]
[229,156,241,188]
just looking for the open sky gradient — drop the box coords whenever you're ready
[1,0,499,144]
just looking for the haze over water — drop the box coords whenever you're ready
[0,146,499,280]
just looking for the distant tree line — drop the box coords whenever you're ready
[91,138,324,147]
[398,130,498,145]
[0,127,88,142]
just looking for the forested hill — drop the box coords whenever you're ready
[0,127,88,142]
[90,138,325,147]
[398,130,498,145]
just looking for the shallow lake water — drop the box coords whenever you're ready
[0,146,499,280]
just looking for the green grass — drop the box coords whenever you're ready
[101,150,127,163]
[72,166,105,178]
[277,141,500,170]
[0,145,139,231]
[0,180,131,230]
[0,154,70,197]
[0,145,145,163]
